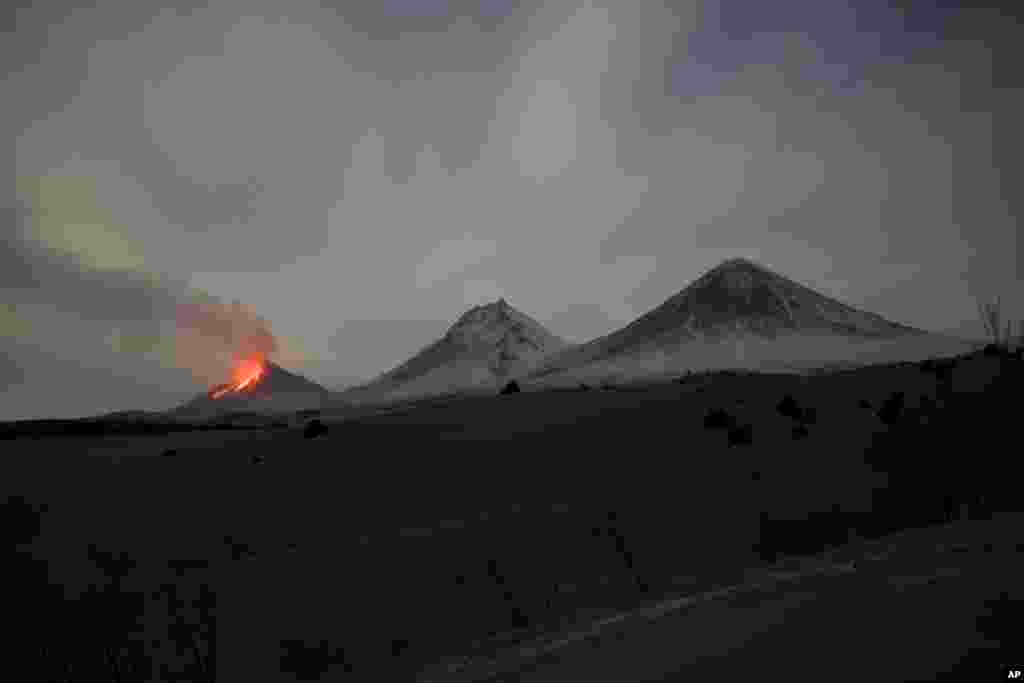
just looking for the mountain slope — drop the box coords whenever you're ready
[528,258,966,382]
[342,299,566,402]
[172,361,329,417]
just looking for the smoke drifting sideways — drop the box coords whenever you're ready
[174,293,281,389]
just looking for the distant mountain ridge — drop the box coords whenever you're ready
[528,257,945,380]
[168,258,980,412]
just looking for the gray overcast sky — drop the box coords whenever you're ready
[3,0,1022,420]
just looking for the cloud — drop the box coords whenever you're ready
[327,318,449,380]
[2,169,292,392]
[17,174,149,273]
[173,293,281,384]
[3,176,184,326]
[0,304,34,340]
[512,79,578,182]
[415,234,500,290]
[460,279,506,308]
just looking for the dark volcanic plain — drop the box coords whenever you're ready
[3,345,1022,681]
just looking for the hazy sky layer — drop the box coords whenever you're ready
[3,0,1022,420]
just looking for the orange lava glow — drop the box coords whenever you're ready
[210,354,266,399]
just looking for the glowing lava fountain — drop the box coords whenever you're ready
[210,354,267,399]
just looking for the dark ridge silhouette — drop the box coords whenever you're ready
[0,416,199,439]
[8,339,1023,682]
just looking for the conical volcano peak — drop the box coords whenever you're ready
[172,359,328,417]
[353,300,567,398]
[478,297,511,312]
[452,298,517,329]
[447,299,551,348]
[716,256,761,270]
[702,257,775,280]
[527,257,928,381]
[696,257,785,294]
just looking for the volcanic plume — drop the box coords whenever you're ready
[208,352,268,399]
[169,295,328,417]
[174,297,279,389]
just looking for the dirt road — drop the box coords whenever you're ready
[425,517,1022,682]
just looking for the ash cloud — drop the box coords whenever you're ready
[1,179,282,406]
[174,296,281,386]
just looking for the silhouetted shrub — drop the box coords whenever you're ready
[303,419,328,439]
[578,383,591,391]
[975,591,1024,650]
[223,535,256,562]
[727,423,753,447]
[390,638,410,657]
[703,408,735,430]
[792,424,810,440]
[776,394,802,420]
[279,639,349,680]
[500,380,521,395]
[777,394,816,423]
[982,343,1004,358]
[877,391,905,425]
[1,495,47,547]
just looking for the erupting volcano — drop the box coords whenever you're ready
[172,354,329,418]
[209,354,268,399]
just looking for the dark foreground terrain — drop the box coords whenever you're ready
[3,345,1022,681]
